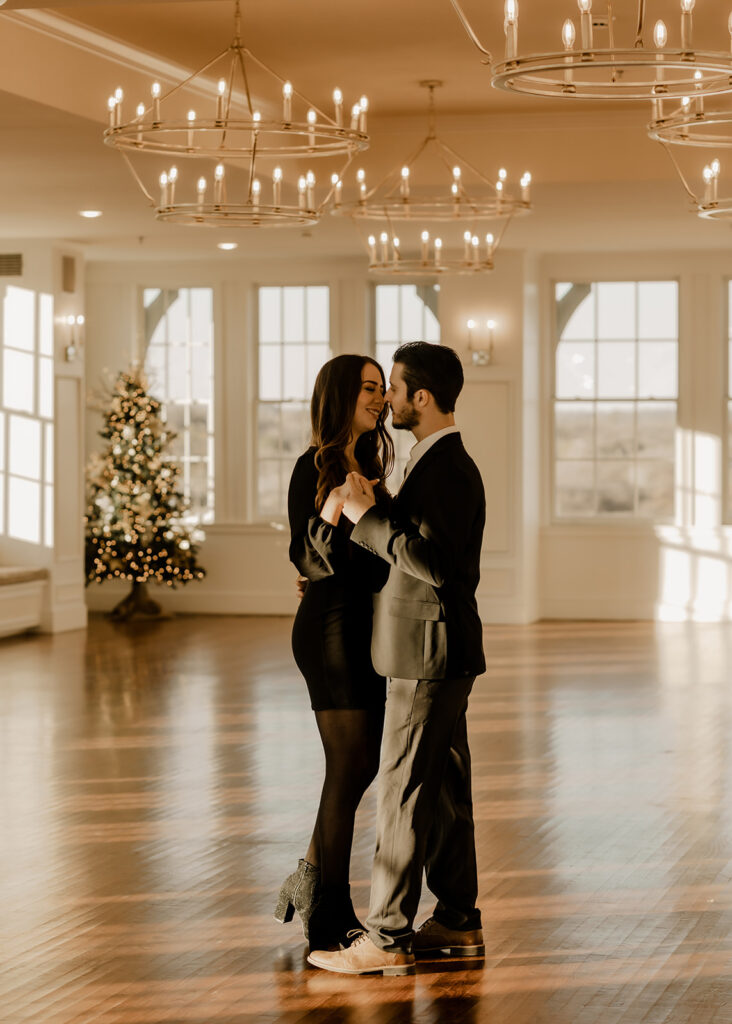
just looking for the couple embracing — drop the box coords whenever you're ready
[276,341,485,976]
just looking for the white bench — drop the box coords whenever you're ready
[0,567,48,638]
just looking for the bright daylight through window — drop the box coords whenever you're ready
[374,283,440,483]
[0,285,54,547]
[143,288,215,525]
[257,286,330,520]
[554,281,678,520]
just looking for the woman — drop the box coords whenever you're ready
[274,354,394,950]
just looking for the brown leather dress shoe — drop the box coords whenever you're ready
[412,916,485,957]
[307,931,416,976]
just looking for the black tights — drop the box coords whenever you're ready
[305,706,384,890]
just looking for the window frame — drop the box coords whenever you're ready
[252,282,332,524]
[549,276,680,525]
[139,285,216,527]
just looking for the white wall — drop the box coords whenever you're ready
[83,246,732,624]
[539,251,732,622]
[84,251,538,621]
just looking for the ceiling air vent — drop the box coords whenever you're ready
[0,254,22,276]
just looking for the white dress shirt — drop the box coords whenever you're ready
[400,424,460,489]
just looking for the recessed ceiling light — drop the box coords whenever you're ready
[217,242,238,251]
[79,210,103,219]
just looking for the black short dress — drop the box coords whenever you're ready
[288,448,386,711]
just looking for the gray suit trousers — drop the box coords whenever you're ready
[366,675,481,954]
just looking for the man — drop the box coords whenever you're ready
[307,341,486,976]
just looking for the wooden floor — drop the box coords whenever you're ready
[2,615,732,1024]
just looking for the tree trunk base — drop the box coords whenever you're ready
[110,581,169,622]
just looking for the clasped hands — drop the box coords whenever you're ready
[321,472,377,526]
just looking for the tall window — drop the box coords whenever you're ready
[374,284,440,482]
[553,281,678,519]
[256,285,330,519]
[0,285,54,546]
[143,288,214,524]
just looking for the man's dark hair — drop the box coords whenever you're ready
[393,342,464,414]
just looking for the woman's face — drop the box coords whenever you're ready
[351,362,386,439]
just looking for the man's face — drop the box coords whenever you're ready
[385,362,420,431]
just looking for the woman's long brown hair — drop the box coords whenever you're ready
[310,355,394,512]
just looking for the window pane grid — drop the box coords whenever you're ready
[0,287,54,546]
[554,281,678,520]
[143,288,214,525]
[256,286,329,520]
[374,284,441,484]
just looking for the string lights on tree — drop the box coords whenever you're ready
[85,368,205,620]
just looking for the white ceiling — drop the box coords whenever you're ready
[0,1,730,261]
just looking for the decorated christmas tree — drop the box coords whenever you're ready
[85,367,205,620]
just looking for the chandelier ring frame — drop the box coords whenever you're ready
[697,199,732,220]
[649,111,732,148]
[367,258,495,277]
[336,198,530,221]
[492,50,732,101]
[155,202,318,226]
[104,121,368,159]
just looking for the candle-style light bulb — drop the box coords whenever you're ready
[151,81,161,122]
[197,176,206,212]
[214,163,225,205]
[654,20,667,48]
[562,18,576,49]
[694,69,704,114]
[217,78,226,121]
[298,176,307,210]
[401,166,410,198]
[273,166,283,207]
[252,178,261,208]
[306,169,315,208]
[463,229,472,261]
[681,0,694,49]
[307,108,316,147]
[168,165,177,204]
[703,164,714,203]
[392,237,400,261]
[421,230,430,263]
[380,231,389,263]
[136,102,145,119]
[113,87,123,126]
[333,87,343,126]
[368,234,376,263]
[578,0,593,49]
[712,158,721,175]
[471,235,480,263]
[520,172,531,201]
[434,238,442,267]
[159,172,168,208]
[351,103,361,130]
[187,109,195,148]
[283,81,293,122]
[359,95,368,132]
[107,96,116,127]
[504,0,519,60]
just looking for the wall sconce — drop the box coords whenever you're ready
[466,318,496,365]
[65,314,85,362]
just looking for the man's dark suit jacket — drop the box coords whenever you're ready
[351,432,486,681]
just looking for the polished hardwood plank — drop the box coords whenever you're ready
[2,615,732,1023]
